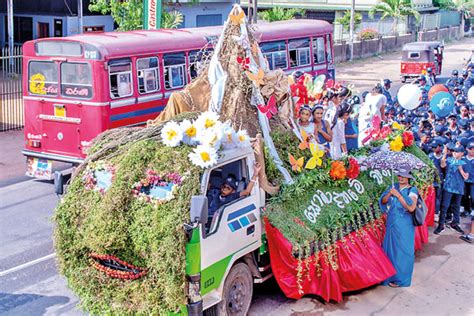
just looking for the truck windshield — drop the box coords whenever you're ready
[60,62,93,99]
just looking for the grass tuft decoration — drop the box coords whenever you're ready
[54,113,202,314]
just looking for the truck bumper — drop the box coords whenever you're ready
[187,301,203,316]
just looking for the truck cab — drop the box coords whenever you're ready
[185,146,271,315]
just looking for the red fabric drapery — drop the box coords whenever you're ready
[265,185,435,302]
[265,218,396,302]
[415,185,435,251]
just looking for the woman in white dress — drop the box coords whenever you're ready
[358,84,387,147]
[330,101,352,160]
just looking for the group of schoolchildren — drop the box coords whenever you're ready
[294,61,474,243]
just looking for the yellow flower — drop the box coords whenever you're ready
[392,122,402,130]
[389,135,404,151]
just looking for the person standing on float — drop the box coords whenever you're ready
[379,170,418,287]
[358,84,387,147]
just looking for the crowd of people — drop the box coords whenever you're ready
[294,62,474,243]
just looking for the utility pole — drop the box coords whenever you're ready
[7,0,14,70]
[78,0,83,34]
[348,0,355,61]
[248,0,258,24]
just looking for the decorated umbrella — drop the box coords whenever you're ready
[361,150,426,186]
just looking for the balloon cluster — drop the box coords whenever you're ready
[396,83,456,118]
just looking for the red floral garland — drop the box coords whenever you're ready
[89,253,147,280]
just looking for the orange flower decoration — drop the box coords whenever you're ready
[329,161,347,180]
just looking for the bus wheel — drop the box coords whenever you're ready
[217,262,253,316]
[401,77,406,83]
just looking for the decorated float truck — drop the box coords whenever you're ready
[54,5,436,316]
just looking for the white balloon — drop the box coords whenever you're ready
[468,87,474,104]
[397,84,422,110]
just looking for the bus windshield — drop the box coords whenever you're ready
[28,61,58,96]
[60,62,93,99]
[27,61,93,99]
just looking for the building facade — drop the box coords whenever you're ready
[165,1,236,28]
[0,0,114,47]
[239,0,446,41]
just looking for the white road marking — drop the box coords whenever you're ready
[0,253,56,277]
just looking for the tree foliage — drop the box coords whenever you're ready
[434,0,473,17]
[336,10,363,32]
[368,0,421,34]
[89,0,184,31]
[258,7,306,22]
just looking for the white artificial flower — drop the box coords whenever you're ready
[198,126,223,149]
[161,121,183,147]
[180,119,198,145]
[188,145,218,168]
[221,123,238,149]
[196,111,220,131]
[236,129,251,148]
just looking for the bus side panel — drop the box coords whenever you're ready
[106,56,167,129]
[109,98,167,128]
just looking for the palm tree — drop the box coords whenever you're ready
[369,0,421,35]
[450,0,474,37]
[258,7,305,22]
[161,10,184,29]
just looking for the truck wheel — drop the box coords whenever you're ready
[401,77,406,83]
[217,262,253,316]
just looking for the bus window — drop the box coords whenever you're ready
[189,49,213,80]
[28,61,58,96]
[109,61,133,99]
[260,41,287,70]
[313,37,326,64]
[289,38,310,68]
[326,34,333,64]
[60,62,93,99]
[137,57,160,94]
[163,53,186,90]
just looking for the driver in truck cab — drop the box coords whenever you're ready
[207,163,262,217]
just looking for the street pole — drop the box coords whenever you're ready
[7,0,14,71]
[78,0,83,34]
[252,0,257,24]
[349,0,355,61]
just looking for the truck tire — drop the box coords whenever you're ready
[217,262,253,316]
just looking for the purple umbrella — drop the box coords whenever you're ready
[361,150,426,185]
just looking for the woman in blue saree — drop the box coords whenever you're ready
[379,170,418,287]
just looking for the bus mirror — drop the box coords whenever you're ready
[190,196,208,224]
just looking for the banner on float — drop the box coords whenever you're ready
[143,0,161,30]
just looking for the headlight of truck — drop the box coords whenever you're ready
[187,274,201,303]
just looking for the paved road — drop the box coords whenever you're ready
[0,37,473,316]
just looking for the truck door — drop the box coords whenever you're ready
[199,157,262,298]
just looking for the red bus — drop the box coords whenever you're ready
[22,19,334,179]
